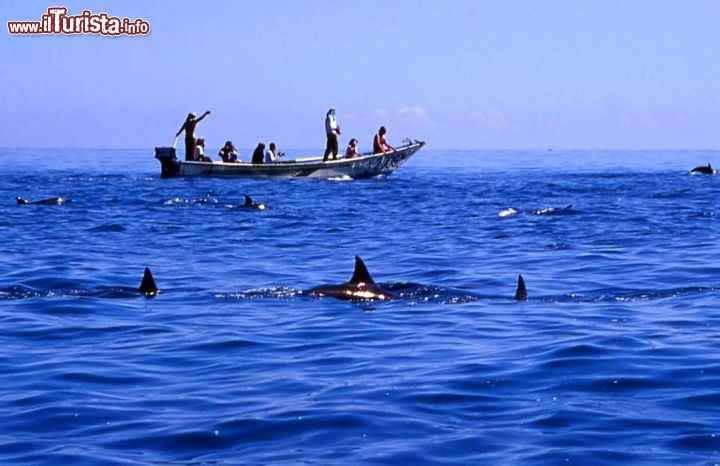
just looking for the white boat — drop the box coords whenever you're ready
[154,140,425,179]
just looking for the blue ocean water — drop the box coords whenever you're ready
[1,147,719,465]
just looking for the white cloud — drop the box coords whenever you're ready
[343,107,436,145]
[369,106,434,126]
[470,109,508,130]
[373,107,392,119]
[396,106,430,123]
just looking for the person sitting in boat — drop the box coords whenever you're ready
[373,126,394,154]
[218,140,239,163]
[345,138,360,158]
[194,138,212,161]
[264,142,285,163]
[176,110,211,161]
[251,142,266,164]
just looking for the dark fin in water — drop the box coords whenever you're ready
[514,274,528,301]
[350,256,375,284]
[242,195,267,209]
[690,163,715,174]
[305,256,396,301]
[138,267,159,296]
[16,197,30,205]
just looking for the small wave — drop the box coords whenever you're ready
[528,285,718,304]
[0,282,156,301]
[498,205,576,218]
[324,227,349,233]
[215,287,301,300]
[385,283,514,304]
[85,224,126,233]
[0,285,52,301]
[162,197,217,205]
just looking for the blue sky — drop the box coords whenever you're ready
[2,1,719,150]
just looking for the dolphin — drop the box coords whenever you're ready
[306,256,398,301]
[138,267,160,296]
[528,204,573,215]
[242,195,267,210]
[498,207,521,218]
[499,204,573,217]
[690,163,716,175]
[16,196,69,205]
[513,274,528,301]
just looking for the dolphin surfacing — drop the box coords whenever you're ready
[16,196,68,205]
[528,204,573,216]
[499,204,573,217]
[690,163,716,175]
[513,274,528,301]
[242,195,267,210]
[306,256,398,301]
[138,267,160,296]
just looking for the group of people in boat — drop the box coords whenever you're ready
[322,108,394,162]
[250,142,285,164]
[176,108,395,164]
[175,111,283,164]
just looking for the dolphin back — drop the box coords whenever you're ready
[306,256,398,301]
[514,274,528,301]
[138,267,160,296]
[350,256,375,284]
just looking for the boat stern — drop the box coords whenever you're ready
[154,147,180,178]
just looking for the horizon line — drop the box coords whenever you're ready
[0,146,717,152]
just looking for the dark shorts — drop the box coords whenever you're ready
[184,137,195,161]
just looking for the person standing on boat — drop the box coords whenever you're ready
[176,110,211,161]
[323,108,341,162]
[373,126,394,154]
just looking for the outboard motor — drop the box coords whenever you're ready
[154,147,180,178]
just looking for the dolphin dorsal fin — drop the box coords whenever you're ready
[350,256,375,284]
[514,274,528,301]
[139,267,159,296]
[244,195,253,206]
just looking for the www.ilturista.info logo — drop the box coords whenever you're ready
[8,7,150,36]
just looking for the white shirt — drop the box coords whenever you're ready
[264,149,277,163]
[325,113,338,135]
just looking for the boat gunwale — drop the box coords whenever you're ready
[179,141,425,168]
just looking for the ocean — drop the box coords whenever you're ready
[1,147,719,465]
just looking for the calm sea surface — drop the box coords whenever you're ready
[1,147,719,465]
